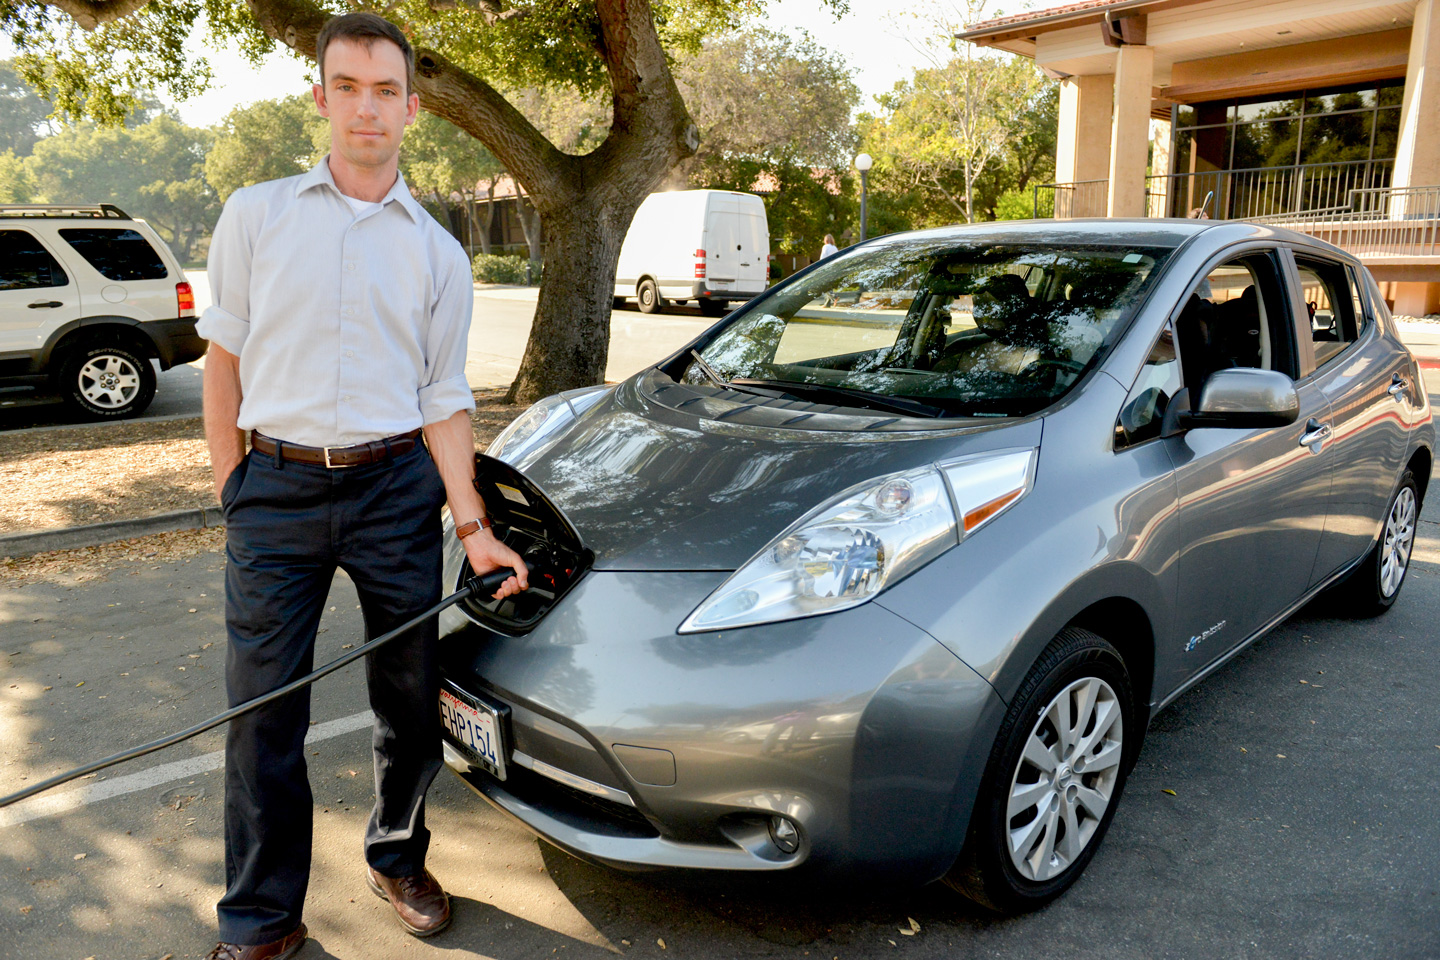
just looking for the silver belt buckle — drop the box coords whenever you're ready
[323,445,342,469]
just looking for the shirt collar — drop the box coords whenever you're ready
[296,155,423,223]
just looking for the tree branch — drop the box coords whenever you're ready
[43,0,149,31]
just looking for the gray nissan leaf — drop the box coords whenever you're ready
[434,219,1433,912]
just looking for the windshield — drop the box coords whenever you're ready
[684,239,1175,417]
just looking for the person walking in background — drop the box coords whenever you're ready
[820,234,839,259]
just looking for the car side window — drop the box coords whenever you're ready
[0,229,69,291]
[1115,321,1181,448]
[1172,252,1298,393]
[1295,256,1366,368]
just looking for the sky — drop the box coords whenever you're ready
[4,0,945,128]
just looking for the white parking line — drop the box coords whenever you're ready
[0,710,374,829]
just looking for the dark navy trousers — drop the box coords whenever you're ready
[216,443,447,944]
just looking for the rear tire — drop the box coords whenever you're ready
[58,342,156,420]
[612,296,626,311]
[699,298,728,317]
[1327,469,1420,617]
[637,279,664,314]
[946,628,1136,913]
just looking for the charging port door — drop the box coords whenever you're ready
[450,454,593,634]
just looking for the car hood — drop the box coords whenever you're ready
[506,371,1043,571]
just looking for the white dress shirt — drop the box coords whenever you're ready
[197,157,475,448]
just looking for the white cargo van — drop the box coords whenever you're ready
[613,190,769,316]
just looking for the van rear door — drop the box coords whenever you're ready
[705,195,769,296]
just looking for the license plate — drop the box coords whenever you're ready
[439,688,507,780]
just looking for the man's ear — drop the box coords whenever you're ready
[313,82,330,118]
[405,91,419,127]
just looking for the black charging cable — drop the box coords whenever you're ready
[0,563,528,811]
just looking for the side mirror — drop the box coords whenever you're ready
[1160,368,1300,435]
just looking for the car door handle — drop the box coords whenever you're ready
[1389,374,1408,401]
[1299,418,1332,453]
[28,300,64,309]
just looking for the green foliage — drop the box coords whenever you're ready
[860,53,1056,229]
[26,114,217,258]
[205,94,327,202]
[674,27,860,256]
[472,253,537,285]
[0,60,53,155]
[994,186,1051,220]
[0,149,37,201]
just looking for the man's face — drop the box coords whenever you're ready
[313,37,419,170]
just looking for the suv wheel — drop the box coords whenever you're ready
[59,343,156,420]
[946,628,1135,912]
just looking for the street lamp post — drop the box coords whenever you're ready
[854,152,872,243]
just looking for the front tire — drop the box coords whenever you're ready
[946,628,1135,913]
[1328,469,1420,617]
[637,279,664,314]
[58,342,156,420]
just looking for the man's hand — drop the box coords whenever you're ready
[460,529,529,600]
[424,410,530,600]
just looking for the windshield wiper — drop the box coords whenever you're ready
[689,350,729,388]
[730,378,948,418]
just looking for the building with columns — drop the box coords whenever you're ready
[961,0,1440,315]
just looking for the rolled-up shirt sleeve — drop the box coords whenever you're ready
[418,245,476,424]
[196,192,254,356]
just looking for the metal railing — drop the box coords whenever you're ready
[1032,179,1109,219]
[1243,185,1440,259]
[1146,159,1395,220]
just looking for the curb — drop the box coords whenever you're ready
[1,506,224,560]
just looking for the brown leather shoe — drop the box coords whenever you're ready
[205,924,307,960]
[367,866,453,937]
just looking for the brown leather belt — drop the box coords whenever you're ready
[249,428,423,468]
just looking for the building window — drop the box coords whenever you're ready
[1165,80,1404,218]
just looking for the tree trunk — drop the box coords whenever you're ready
[507,193,631,400]
[476,179,495,256]
[514,184,543,262]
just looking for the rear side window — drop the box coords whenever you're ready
[0,230,69,290]
[1295,256,1366,369]
[58,228,168,282]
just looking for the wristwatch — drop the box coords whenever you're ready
[455,516,492,540]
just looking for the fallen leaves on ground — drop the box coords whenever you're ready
[2,527,227,587]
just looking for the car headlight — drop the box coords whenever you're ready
[678,448,1036,633]
[487,385,612,465]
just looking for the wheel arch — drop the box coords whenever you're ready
[1407,444,1432,505]
[1063,598,1156,727]
[45,318,158,372]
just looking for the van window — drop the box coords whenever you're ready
[0,230,69,290]
[58,228,168,282]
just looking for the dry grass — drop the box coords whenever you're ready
[0,389,520,538]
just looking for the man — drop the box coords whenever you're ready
[197,13,526,959]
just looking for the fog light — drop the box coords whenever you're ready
[768,816,800,854]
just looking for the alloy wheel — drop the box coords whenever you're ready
[1005,676,1124,882]
[1380,485,1417,598]
[77,353,142,409]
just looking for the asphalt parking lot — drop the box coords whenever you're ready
[3,498,1440,960]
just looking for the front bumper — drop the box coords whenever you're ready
[438,571,1005,881]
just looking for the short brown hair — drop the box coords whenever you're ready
[316,12,415,93]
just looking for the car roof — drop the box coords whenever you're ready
[866,218,1349,260]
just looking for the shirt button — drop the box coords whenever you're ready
[345,350,355,359]
[346,262,356,272]
[341,395,351,403]
[345,307,355,317]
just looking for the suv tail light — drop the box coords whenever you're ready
[694,249,706,279]
[177,281,195,317]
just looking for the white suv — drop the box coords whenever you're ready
[0,204,207,419]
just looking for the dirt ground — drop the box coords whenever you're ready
[0,389,520,538]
